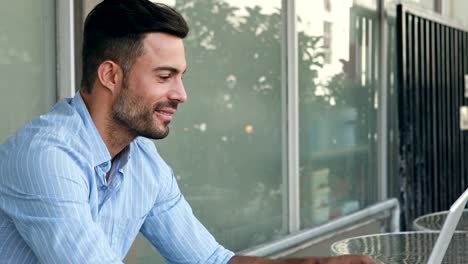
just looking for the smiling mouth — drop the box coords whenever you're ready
[154,108,176,121]
[153,101,178,121]
[156,110,174,116]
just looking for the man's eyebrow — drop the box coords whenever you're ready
[152,66,187,74]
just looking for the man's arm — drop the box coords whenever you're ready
[229,255,378,264]
[0,143,122,263]
[139,169,234,264]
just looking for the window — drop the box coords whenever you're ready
[297,0,379,229]
[0,0,56,142]
[160,0,287,250]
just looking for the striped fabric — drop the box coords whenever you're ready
[0,93,234,264]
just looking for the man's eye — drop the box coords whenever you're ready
[159,75,171,81]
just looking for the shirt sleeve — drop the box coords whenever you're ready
[140,170,235,264]
[0,137,122,264]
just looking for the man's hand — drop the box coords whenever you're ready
[229,255,380,264]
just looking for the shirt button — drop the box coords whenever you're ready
[100,186,108,191]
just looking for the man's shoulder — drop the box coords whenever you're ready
[0,102,94,188]
[0,99,88,163]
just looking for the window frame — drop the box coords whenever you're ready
[57,0,78,99]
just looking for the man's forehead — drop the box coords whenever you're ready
[142,32,185,52]
[136,33,186,70]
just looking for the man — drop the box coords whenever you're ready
[0,0,377,263]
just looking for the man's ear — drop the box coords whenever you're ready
[96,60,124,94]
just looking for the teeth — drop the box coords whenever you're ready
[157,111,172,116]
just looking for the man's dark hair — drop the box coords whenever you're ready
[81,0,189,92]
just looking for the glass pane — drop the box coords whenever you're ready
[130,0,287,262]
[0,0,56,142]
[164,0,287,250]
[297,0,379,229]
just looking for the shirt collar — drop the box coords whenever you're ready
[70,92,111,167]
[118,144,132,170]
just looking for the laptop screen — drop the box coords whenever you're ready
[427,188,468,264]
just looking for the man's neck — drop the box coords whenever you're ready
[80,89,135,159]
[105,119,136,158]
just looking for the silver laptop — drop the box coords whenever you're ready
[427,188,468,264]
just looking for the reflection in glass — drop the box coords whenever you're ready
[297,0,378,229]
[0,0,56,142]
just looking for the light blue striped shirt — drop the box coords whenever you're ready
[0,93,234,264]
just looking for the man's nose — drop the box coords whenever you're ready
[168,79,187,103]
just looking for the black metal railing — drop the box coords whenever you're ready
[396,4,468,229]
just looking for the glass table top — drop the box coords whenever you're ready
[331,232,468,264]
[413,210,468,231]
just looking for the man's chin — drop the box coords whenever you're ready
[137,127,169,140]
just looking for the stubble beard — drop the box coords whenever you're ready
[111,85,171,140]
